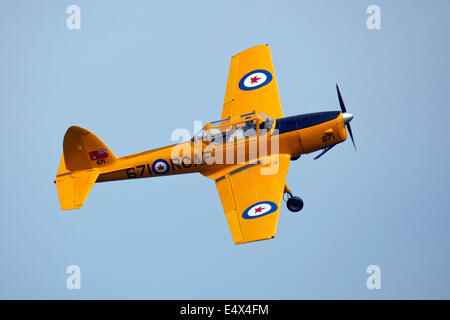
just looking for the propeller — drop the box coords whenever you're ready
[314,83,356,160]
[336,82,356,150]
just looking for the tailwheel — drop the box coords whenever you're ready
[284,186,304,213]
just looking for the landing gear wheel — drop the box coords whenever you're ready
[287,196,304,212]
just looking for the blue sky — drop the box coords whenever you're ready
[1,0,449,299]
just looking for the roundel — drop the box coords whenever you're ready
[242,201,278,219]
[238,69,273,91]
[152,159,170,174]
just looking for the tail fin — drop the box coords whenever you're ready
[55,126,117,210]
[62,126,117,171]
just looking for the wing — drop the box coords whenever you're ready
[221,45,283,120]
[214,154,290,244]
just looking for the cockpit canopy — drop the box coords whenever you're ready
[194,112,274,145]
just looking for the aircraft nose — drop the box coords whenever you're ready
[342,112,353,124]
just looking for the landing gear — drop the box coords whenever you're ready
[287,196,304,212]
[284,185,304,213]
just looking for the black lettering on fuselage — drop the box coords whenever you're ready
[136,165,145,177]
[126,167,136,178]
[203,151,212,165]
[170,158,182,170]
[194,153,202,166]
[181,156,192,168]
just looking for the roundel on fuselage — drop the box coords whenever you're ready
[152,159,170,174]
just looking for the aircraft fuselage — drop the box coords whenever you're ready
[96,111,347,183]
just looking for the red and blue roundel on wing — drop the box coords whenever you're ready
[152,159,170,174]
[242,201,278,219]
[238,69,273,91]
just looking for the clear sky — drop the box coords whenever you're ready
[1,0,449,299]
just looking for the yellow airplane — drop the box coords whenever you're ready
[54,44,355,244]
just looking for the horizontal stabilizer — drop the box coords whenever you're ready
[55,168,100,210]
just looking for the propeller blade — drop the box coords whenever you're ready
[336,82,346,113]
[347,123,356,150]
[314,144,336,160]
[336,82,356,150]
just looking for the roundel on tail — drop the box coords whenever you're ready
[238,69,273,91]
